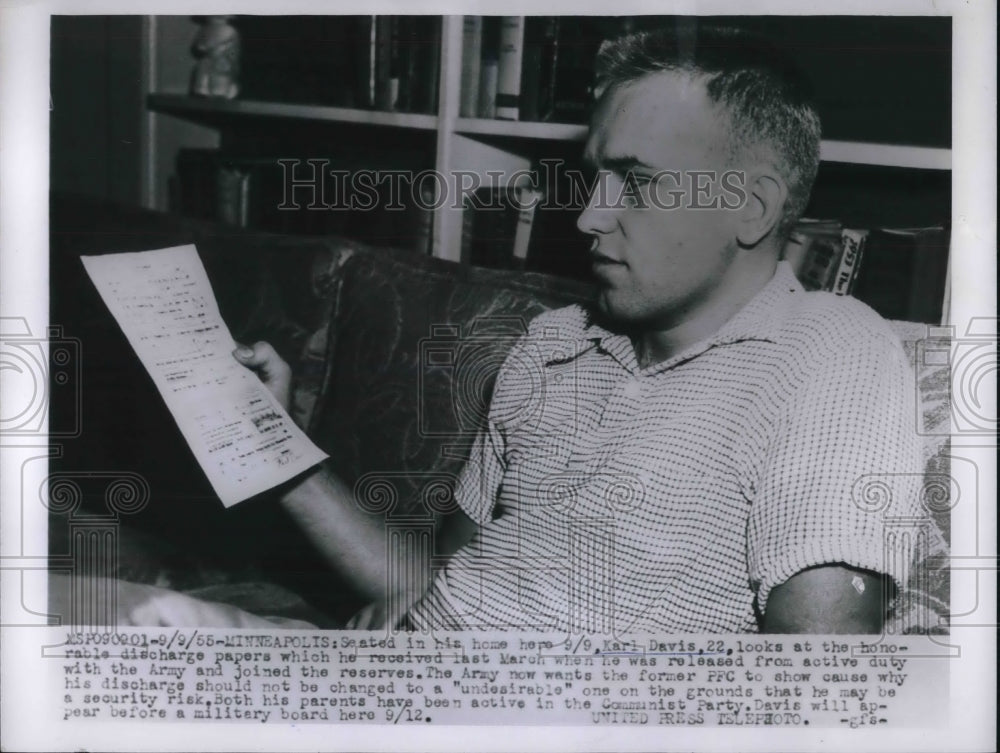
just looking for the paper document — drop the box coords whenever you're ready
[81,245,328,506]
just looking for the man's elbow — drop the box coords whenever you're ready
[761,565,894,634]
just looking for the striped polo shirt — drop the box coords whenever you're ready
[407,262,925,633]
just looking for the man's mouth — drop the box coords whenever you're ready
[590,251,625,268]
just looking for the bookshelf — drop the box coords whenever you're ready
[148,94,440,131]
[148,14,953,321]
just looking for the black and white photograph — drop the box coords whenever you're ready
[0,1,995,751]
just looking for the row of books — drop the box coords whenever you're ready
[352,16,441,114]
[782,220,950,324]
[172,149,434,254]
[235,15,440,113]
[459,185,591,281]
[458,188,950,324]
[459,16,628,123]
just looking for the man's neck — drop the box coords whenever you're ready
[636,257,779,368]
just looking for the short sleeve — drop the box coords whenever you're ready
[453,420,506,525]
[748,328,925,615]
[452,322,560,524]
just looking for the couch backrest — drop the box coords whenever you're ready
[307,244,595,520]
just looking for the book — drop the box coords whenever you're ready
[831,227,868,296]
[478,17,501,119]
[393,16,418,113]
[80,246,328,507]
[551,19,603,123]
[853,226,950,323]
[459,15,483,117]
[496,16,526,120]
[215,163,251,228]
[511,186,543,268]
[906,226,951,325]
[522,17,560,122]
[174,148,218,219]
[519,19,542,122]
[353,16,377,109]
[460,185,522,269]
[414,180,435,256]
[374,16,396,111]
[781,219,846,291]
[411,16,441,115]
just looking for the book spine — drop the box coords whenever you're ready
[354,16,377,109]
[459,16,482,117]
[396,16,417,112]
[781,221,845,291]
[414,181,435,255]
[460,194,476,264]
[552,20,599,123]
[412,16,440,115]
[832,228,868,296]
[375,16,395,110]
[496,16,525,120]
[478,17,500,118]
[537,17,560,122]
[905,227,951,324]
[462,187,520,269]
[216,164,250,228]
[850,229,917,321]
[511,187,543,268]
[519,17,543,122]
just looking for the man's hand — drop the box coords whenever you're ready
[233,341,292,412]
[762,565,891,634]
[48,574,311,629]
[117,580,292,628]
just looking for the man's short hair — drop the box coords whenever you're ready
[594,25,822,237]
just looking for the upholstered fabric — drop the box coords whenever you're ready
[887,321,952,633]
[308,246,595,522]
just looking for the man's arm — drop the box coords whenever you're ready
[762,564,891,633]
[235,342,479,613]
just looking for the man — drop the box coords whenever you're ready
[129,26,925,633]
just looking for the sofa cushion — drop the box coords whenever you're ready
[887,320,952,633]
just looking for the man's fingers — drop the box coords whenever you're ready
[232,341,294,413]
[233,341,281,368]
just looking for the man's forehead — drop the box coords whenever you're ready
[583,71,727,169]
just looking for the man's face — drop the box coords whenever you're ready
[577,71,744,330]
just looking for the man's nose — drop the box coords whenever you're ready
[575,171,621,236]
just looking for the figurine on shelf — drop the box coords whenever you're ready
[189,16,240,99]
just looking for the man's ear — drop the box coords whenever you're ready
[735,168,788,247]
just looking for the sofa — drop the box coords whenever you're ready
[48,192,951,631]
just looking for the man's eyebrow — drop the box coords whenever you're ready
[582,154,657,174]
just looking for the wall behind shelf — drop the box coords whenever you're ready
[150,16,220,212]
[50,16,146,206]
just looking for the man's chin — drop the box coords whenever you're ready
[596,289,636,324]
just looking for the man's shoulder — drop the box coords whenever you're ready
[776,288,905,358]
[524,303,592,338]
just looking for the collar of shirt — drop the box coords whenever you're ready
[543,261,805,376]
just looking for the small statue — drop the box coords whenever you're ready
[190,16,240,99]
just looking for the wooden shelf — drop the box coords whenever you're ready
[454,118,589,142]
[150,95,951,171]
[820,140,950,170]
[454,120,951,170]
[148,94,439,131]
